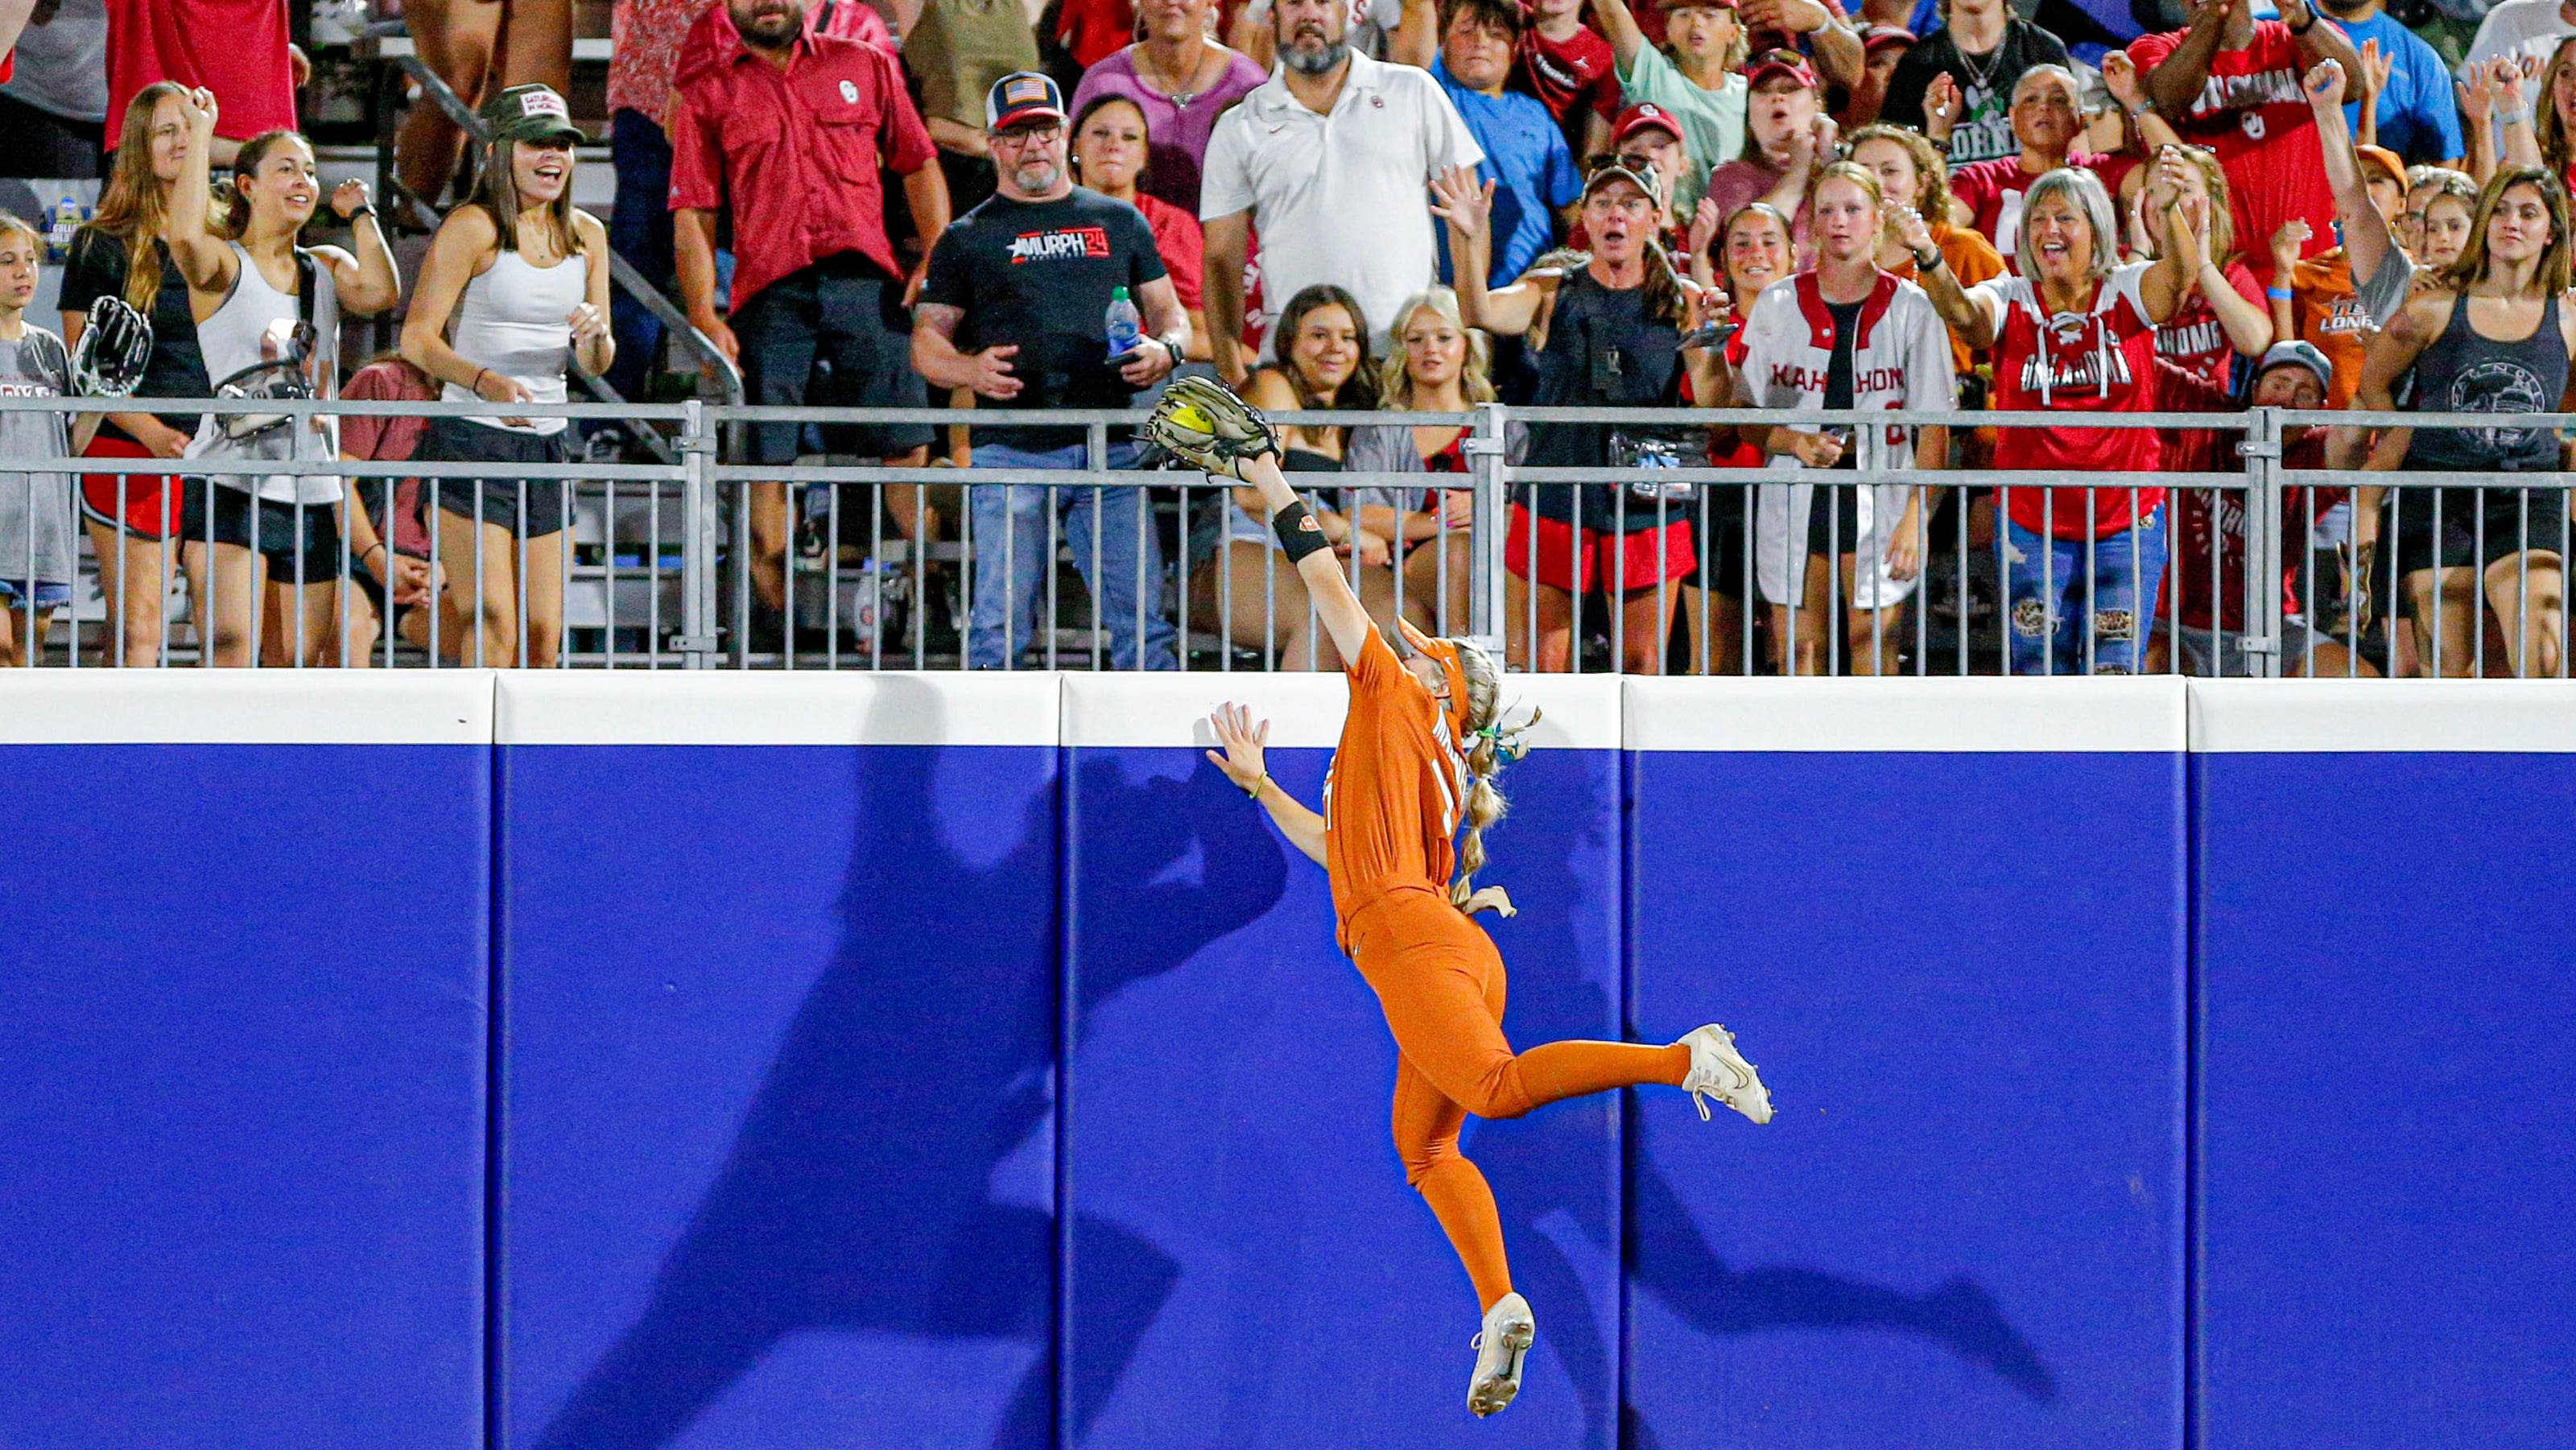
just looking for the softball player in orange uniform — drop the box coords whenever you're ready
[1149,378,1773,1419]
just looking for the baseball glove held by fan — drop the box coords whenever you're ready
[70,296,154,399]
[1140,375,1280,480]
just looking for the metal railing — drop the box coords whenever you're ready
[6,395,2571,678]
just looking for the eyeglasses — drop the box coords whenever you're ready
[994,122,1064,147]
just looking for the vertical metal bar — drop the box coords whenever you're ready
[647,472,663,668]
[2432,485,2446,677]
[604,475,618,668]
[1472,401,1506,655]
[427,478,443,667]
[1524,482,1538,669]
[1828,479,1843,676]
[518,485,531,668]
[1086,420,1107,671]
[2517,486,2529,677]
[2248,406,2282,677]
[1610,465,1626,673]
[1180,482,1195,669]
[1695,485,1710,674]
[2041,485,2055,678]
[679,399,715,670]
[115,473,130,667]
[782,475,798,672]
[2080,488,2095,676]
[1569,474,1583,675]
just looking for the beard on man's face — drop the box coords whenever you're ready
[1282,28,1350,74]
[1012,156,1064,193]
[731,0,804,45]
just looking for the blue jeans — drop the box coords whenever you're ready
[968,440,1178,670]
[607,109,673,405]
[2002,506,2168,675]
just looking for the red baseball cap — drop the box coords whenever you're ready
[1612,103,1684,148]
[1745,49,1821,92]
[1860,23,1916,52]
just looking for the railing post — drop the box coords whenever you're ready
[677,399,721,669]
[2243,404,2285,679]
[1468,400,1509,658]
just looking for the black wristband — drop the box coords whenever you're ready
[1272,498,1331,563]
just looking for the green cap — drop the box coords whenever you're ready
[480,84,587,146]
[1113,286,1129,300]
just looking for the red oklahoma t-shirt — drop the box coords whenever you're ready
[2125,21,2338,260]
[1982,263,2165,539]
[2156,258,2264,390]
[1513,23,1620,155]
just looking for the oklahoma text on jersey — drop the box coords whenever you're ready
[1007,226,1113,263]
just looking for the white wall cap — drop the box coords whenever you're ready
[0,669,495,744]
[1624,675,2187,752]
[1062,672,1620,750]
[497,671,1059,746]
[2190,679,2576,752]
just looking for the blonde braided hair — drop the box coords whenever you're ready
[1448,636,1542,917]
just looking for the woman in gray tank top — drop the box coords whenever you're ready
[167,90,401,667]
[401,83,613,669]
[2355,165,2576,679]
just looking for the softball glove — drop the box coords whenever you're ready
[1140,374,1280,480]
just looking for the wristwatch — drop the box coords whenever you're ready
[1913,246,1944,271]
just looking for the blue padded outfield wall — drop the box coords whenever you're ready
[5,671,2573,1449]
[0,674,492,1450]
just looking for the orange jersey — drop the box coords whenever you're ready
[2289,250,2372,408]
[1324,628,1469,941]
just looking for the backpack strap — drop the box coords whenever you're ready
[293,246,319,338]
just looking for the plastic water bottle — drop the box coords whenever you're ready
[1104,286,1142,361]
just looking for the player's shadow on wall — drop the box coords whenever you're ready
[1462,758,2057,1450]
[530,685,1289,1450]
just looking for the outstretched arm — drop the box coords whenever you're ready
[1240,448,1379,663]
[1206,703,1327,865]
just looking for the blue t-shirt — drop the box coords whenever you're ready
[2337,10,2466,163]
[1433,58,1583,287]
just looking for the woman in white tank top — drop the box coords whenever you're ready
[402,83,614,669]
[166,90,401,667]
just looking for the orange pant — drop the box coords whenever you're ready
[1348,888,1688,1312]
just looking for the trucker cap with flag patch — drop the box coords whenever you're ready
[985,71,1067,131]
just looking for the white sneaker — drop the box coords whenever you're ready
[1678,1024,1773,1124]
[1467,1292,1536,1418]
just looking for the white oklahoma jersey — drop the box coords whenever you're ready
[1736,270,1957,609]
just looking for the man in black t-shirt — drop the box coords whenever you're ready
[914,70,1187,670]
[1876,0,2070,166]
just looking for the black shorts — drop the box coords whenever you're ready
[1802,476,1866,557]
[1681,485,1748,595]
[177,481,344,580]
[735,254,934,464]
[416,415,571,537]
[2380,479,2569,580]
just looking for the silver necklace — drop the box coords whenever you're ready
[1954,24,2009,97]
[1141,39,1214,108]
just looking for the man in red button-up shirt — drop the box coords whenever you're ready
[670,0,951,632]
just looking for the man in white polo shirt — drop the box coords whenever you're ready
[1200,0,1483,382]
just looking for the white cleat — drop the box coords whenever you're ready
[1467,1292,1536,1418]
[1678,1023,1773,1124]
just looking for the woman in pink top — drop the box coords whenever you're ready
[1068,0,1265,213]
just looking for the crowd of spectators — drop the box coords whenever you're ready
[0,0,2574,675]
